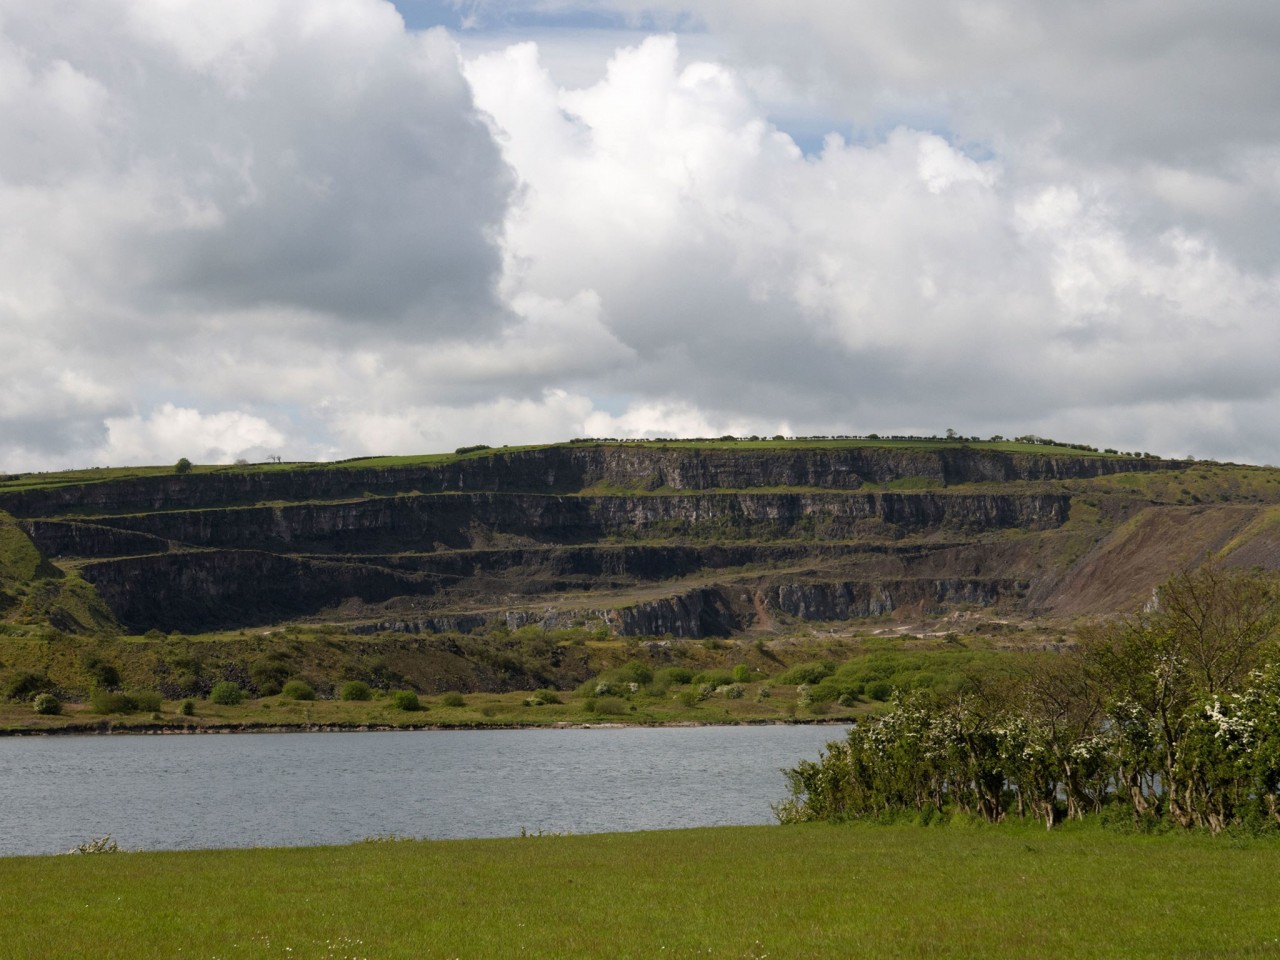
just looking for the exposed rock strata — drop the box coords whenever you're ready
[8,443,1246,635]
[66,491,1070,553]
[0,445,1178,519]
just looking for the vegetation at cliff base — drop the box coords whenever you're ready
[0,625,1039,733]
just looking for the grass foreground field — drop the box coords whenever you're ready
[2,822,1278,959]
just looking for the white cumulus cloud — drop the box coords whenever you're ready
[3,0,1280,469]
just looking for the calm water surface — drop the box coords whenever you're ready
[0,724,846,855]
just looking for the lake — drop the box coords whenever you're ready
[0,724,847,856]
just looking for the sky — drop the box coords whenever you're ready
[2,0,1279,471]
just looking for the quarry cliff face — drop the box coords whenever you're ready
[28,490,1070,557]
[1,443,1172,519]
[6,442,1249,635]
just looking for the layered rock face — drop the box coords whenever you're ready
[0,443,1168,518]
[28,490,1069,556]
[1,442,1223,634]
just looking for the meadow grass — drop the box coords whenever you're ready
[1,821,1277,959]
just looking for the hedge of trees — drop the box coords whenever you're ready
[776,566,1280,833]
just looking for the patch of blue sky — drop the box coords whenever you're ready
[386,0,466,31]
[589,394,633,418]
[765,116,850,160]
[847,109,997,165]
[388,1,700,34]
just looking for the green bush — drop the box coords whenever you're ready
[87,688,162,714]
[179,699,195,716]
[866,680,893,701]
[777,661,834,685]
[440,691,466,708]
[33,693,61,715]
[573,677,597,697]
[249,658,290,696]
[90,689,136,714]
[824,650,1010,701]
[732,664,753,683]
[530,688,561,705]
[83,656,120,689]
[391,690,421,711]
[724,683,745,699]
[210,681,244,705]
[655,667,694,685]
[692,669,735,688]
[593,696,626,716]
[128,689,163,712]
[619,660,653,685]
[340,680,373,701]
[809,676,864,704]
[281,680,316,701]
[3,671,50,702]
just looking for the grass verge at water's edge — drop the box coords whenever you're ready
[3,822,1278,959]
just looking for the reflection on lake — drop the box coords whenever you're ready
[0,724,847,855]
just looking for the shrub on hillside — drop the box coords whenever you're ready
[3,671,50,702]
[619,660,653,685]
[33,693,61,715]
[340,680,372,701]
[777,661,834,685]
[210,681,244,705]
[692,669,735,688]
[654,667,694,685]
[249,658,290,696]
[281,680,316,701]
[440,691,466,707]
[83,656,120,689]
[808,676,864,704]
[391,690,421,711]
[128,689,163,712]
[88,688,161,715]
[866,680,893,701]
[90,689,135,714]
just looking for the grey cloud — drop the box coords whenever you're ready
[1,3,513,334]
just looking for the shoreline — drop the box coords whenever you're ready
[0,715,852,737]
